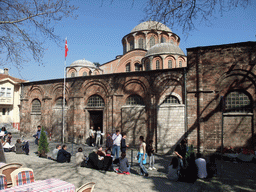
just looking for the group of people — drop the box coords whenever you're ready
[50,144,72,163]
[1,126,29,155]
[89,126,104,147]
[167,139,217,182]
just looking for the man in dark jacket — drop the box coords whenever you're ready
[121,133,128,153]
[57,145,71,163]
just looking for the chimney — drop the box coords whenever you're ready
[4,68,9,75]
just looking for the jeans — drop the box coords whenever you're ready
[139,158,148,175]
[112,145,120,159]
[149,155,155,168]
[96,137,101,147]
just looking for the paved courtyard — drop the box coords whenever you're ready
[3,133,256,192]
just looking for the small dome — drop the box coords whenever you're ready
[131,21,172,33]
[145,43,185,57]
[70,59,96,68]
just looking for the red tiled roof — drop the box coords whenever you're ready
[0,74,26,83]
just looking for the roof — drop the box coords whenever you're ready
[0,74,26,83]
[131,21,172,33]
[145,43,185,57]
[70,59,96,68]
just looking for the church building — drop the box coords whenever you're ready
[20,21,256,153]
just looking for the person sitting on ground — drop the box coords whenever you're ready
[57,145,71,163]
[76,147,86,166]
[2,138,15,152]
[87,149,103,170]
[195,153,207,179]
[167,157,179,181]
[51,144,61,161]
[0,127,7,140]
[117,152,130,174]
[103,149,113,171]
[15,139,29,155]
[6,132,12,144]
[96,146,106,160]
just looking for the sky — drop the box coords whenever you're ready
[3,0,256,81]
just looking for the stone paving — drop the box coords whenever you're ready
[3,133,256,192]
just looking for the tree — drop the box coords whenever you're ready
[143,0,249,34]
[38,126,49,157]
[0,0,77,69]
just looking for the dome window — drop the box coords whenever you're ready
[83,72,87,76]
[129,39,134,51]
[150,36,155,48]
[168,60,172,69]
[179,61,182,67]
[145,61,150,71]
[135,63,141,71]
[161,36,166,43]
[126,63,131,72]
[156,60,160,69]
[139,38,144,49]
[71,72,75,77]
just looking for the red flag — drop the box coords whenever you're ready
[65,38,68,58]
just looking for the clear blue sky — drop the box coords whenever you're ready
[5,0,256,81]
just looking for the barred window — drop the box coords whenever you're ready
[156,60,160,69]
[71,72,75,77]
[83,72,87,76]
[87,95,105,107]
[163,95,180,104]
[126,63,131,72]
[32,99,41,113]
[225,91,251,113]
[161,36,166,43]
[168,60,172,69]
[179,61,182,67]
[56,98,67,106]
[126,95,144,105]
[139,38,144,49]
[135,63,140,71]
[150,36,155,48]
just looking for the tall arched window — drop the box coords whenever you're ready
[126,63,131,72]
[179,61,182,67]
[225,91,251,113]
[145,61,150,71]
[135,63,140,71]
[161,36,166,43]
[87,95,105,107]
[71,72,75,77]
[150,36,155,48]
[168,60,172,69]
[129,39,134,51]
[156,60,160,70]
[123,43,127,54]
[139,38,144,49]
[162,95,180,104]
[56,97,67,106]
[32,99,41,113]
[126,95,144,105]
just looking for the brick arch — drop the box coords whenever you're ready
[164,55,176,69]
[153,72,183,91]
[152,56,163,70]
[122,78,149,99]
[177,56,186,68]
[50,83,70,102]
[158,92,183,105]
[79,67,91,76]
[82,80,109,98]
[67,67,77,77]
[27,85,44,100]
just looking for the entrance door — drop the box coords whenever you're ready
[89,111,103,144]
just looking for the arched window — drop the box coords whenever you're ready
[162,95,180,104]
[83,72,87,76]
[139,38,144,49]
[225,91,251,113]
[71,72,75,77]
[87,95,105,107]
[126,63,131,72]
[161,36,166,43]
[179,61,182,67]
[123,43,127,54]
[168,60,172,69]
[126,95,144,105]
[129,39,134,51]
[32,99,41,113]
[156,60,160,70]
[145,61,150,71]
[56,97,67,106]
[135,63,140,71]
[150,36,155,48]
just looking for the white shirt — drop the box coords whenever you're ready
[195,158,208,179]
[89,129,95,137]
[3,142,14,149]
[112,133,122,146]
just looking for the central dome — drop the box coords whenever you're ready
[70,59,96,68]
[131,21,172,33]
[145,43,185,57]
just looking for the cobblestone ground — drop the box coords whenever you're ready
[3,133,256,192]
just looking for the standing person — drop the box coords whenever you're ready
[51,144,61,161]
[147,139,156,170]
[195,153,207,179]
[112,130,122,160]
[121,133,128,153]
[138,136,148,176]
[89,126,95,147]
[33,125,41,145]
[174,139,187,168]
[106,132,113,151]
[96,127,103,147]
[57,145,71,163]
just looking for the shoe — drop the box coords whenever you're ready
[145,173,149,177]
[152,167,156,170]
[148,167,152,170]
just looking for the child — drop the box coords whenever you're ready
[167,157,179,181]
[121,133,128,153]
[117,152,130,174]
[147,139,156,170]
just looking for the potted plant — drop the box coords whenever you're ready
[38,126,49,158]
